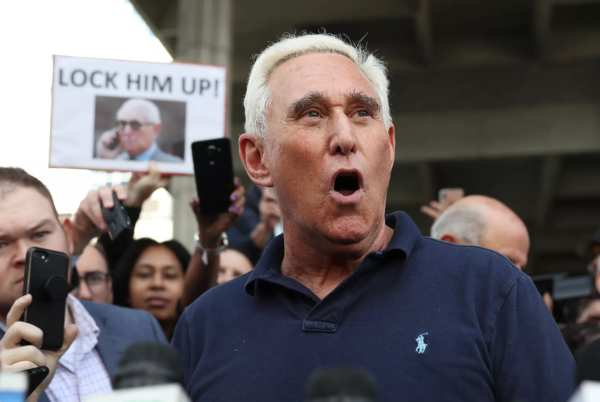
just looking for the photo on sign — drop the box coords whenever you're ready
[93,96,186,163]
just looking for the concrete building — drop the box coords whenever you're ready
[131,0,600,275]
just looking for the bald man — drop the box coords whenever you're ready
[430,195,530,270]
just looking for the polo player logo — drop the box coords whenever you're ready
[415,333,428,354]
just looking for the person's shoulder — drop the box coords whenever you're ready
[81,300,157,324]
[81,301,165,342]
[185,273,253,317]
[417,237,526,293]
[152,147,183,162]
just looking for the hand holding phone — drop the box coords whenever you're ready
[21,248,70,350]
[421,188,465,221]
[192,138,235,215]
[96,128,123,159]
[0,294,77,402]
[101,192,133,242]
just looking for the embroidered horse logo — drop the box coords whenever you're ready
[415,333,428,354]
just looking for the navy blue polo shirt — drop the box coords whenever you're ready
[172,211,575,402]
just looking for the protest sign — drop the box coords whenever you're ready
[50,56,227,174]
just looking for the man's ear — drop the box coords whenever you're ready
[239,133,273,187]
[61,217,75,257]
[153,123,163,137]
[440,233,460,245]
[388,124,396,169]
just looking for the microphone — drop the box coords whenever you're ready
[83,342,189,402]
[0,371,28,401]
[306,367,378,402]
[113,342,185,389]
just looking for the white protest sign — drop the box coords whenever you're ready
[50,56,227,175]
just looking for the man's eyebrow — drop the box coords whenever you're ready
[27,219,56,234]
[348,90,381,112]
[288,91,326,115]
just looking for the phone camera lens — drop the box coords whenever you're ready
[34,252,48,261]
[207,145,217,157]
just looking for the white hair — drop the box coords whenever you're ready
[118,98,161,124]
[431,207,487,246]
[244,33,392,140]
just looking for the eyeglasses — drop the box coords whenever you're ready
[81,271,111,295]
[116,120,154,131]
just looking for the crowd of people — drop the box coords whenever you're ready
[1,32,599,402]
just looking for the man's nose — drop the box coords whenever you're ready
[13,240,32,268]
[328,113,357,155]
[77,280,93,301]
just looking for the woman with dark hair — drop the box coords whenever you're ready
[113,238,190,340]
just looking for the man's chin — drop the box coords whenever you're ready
[320,218,370,246]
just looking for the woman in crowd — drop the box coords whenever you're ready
[113,238,190,341]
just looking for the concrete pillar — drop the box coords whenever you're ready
[170,0,233,251]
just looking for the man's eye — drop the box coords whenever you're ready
[34,232,47,239]
[306,111,320,118]
[0,243,5,250]
[357,110,370,117]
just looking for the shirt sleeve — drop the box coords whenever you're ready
[489,275,576,402]
[171,308,193,389]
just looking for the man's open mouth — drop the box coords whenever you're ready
[334,172,361,196]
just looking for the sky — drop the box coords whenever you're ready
[0,0,172,214]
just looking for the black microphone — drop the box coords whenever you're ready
[576,337,600,385]
[113,342,184,390]
[306,367,378,402]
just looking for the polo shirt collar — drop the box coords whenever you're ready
[245,210,423,297]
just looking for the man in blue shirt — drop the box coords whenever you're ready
[172,33,575,401]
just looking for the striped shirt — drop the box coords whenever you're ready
[44,295,112,402]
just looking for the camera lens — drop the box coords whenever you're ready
[34,251,48,261]
[207,145,217,157]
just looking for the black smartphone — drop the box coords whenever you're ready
[192,138,235,214]
[22,248,70,351]
[107,130,120,150]
[24,366,50,398]
[101,192,133,242]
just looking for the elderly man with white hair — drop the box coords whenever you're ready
[172,34,574,402]
[96,98,183,162]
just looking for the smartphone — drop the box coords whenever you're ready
[101,192,133,242]
[192,138,235,214]
[438,188,464,205]
[22,248,70,351]
[107,130,120,150]
[24,366,49,398]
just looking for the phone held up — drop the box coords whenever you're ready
[192,138,235,215]
[101,192,133,242]
[438,188,464,206]
[22,247,70,351]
